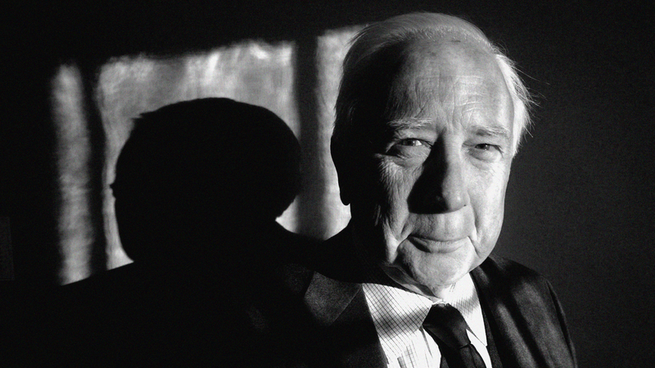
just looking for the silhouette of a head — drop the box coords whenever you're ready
[111,98,301,265]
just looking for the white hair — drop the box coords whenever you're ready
[332,13,533,163]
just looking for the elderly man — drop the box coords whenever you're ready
[273,13,577,368]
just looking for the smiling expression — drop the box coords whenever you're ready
[347,37,515,298]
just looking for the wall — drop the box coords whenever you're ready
[2,0,653,366]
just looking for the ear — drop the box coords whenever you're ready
[331,147,352,206]
[336,166,352,206]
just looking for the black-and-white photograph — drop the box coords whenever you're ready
[2,1,653,366]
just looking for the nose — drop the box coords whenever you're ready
[408,142,469,213]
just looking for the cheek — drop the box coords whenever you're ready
[356,160,419,263]
[470,167,509,247]
[375,160,418,221]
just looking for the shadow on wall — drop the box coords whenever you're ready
[52,30,360,283]
[5,98,320,366]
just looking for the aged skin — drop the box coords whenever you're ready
[349,36,515,299]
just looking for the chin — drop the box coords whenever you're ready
[400,246,478,296]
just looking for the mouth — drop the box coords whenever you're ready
[406,235,467,253]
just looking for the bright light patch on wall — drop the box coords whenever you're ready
[53,41,298,282]
[54,31,363,283]
[316,27,361,238]
[52,64,94,284]
[98,41,299,270]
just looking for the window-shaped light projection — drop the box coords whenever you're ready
[97,41,299,272]
[54,29,360,284]
[53,64,94,284]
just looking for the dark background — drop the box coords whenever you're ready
[2,0,653,366]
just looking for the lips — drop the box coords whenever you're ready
[406,235,467,253]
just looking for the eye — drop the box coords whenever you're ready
[474,143,495,150]
[398,138,430,147]
[385,138,432,158]
[470,143,503,161]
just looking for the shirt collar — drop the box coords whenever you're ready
[363,273,487,361]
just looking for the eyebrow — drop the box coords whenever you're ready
[383,119,434,131]
[385,119,511,140]
[470,124,511,140]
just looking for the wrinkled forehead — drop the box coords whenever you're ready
[382,37,512,121]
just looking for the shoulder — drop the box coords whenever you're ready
[474,256,577,366]
[474,255,571,337]
[275,261,316,296]
[473,255,567,326]
[476,255,552,291]
[262,228,366,323]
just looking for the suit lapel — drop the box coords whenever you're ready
[304,273,386,368]
[303,225,387,368]
[304,272,361,326]
[472,257,577,368]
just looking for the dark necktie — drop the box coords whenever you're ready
[422,303,486,368]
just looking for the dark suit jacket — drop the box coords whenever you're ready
[269,225,577,368]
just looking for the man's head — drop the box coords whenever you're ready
[112,98,301,265]
[331,13,532,297]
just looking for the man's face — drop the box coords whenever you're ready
[348,38,515,297]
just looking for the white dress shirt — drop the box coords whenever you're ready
[362,273,491,368]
